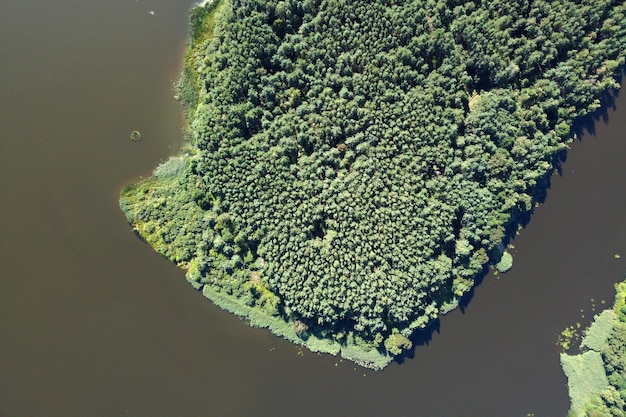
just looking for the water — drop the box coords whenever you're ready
[1,1,625,416]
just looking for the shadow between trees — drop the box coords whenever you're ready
[393,71,624,367]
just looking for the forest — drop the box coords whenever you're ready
[120,0,626,368]
[561,275,626,417]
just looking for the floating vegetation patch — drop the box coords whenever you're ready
[130,130,142,141]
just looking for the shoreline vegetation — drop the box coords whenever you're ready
[120,0,626,369]
[561,275,626,417]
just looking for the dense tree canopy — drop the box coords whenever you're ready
[121,0,626,368]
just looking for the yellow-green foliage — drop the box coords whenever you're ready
[384,329,413,355]
[120,156,206,265]
[188,0,224,47]
[243,278,280,316]
[559,324,582,351]
[178,0,226,110]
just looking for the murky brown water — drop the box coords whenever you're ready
[1,1,625,416]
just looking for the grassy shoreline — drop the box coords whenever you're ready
[561,278,626,416]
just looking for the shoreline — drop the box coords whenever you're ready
[120,0,626,369]
[194,0,213,8]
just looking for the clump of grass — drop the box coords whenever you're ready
[130,130,141,141]
[560,351,609,416]
[560,277,626,416]
[559,324,581,351]
[340,343,392,371]
[495,251,513,273]
[581,310,617,352]
[200,281,397,368]
[153,155,187,179]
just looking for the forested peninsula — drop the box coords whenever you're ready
[120,0,626,368]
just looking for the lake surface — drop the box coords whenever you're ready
[1,1,625,416]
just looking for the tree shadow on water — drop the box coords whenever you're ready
[528,71,623,206]
[570,83,620,141]
[551,70,622,180]
[393,71,625,367]
[393,266,492,365]
[393,318,441,365]
[499,75,623,233]
[555,83,620,179]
